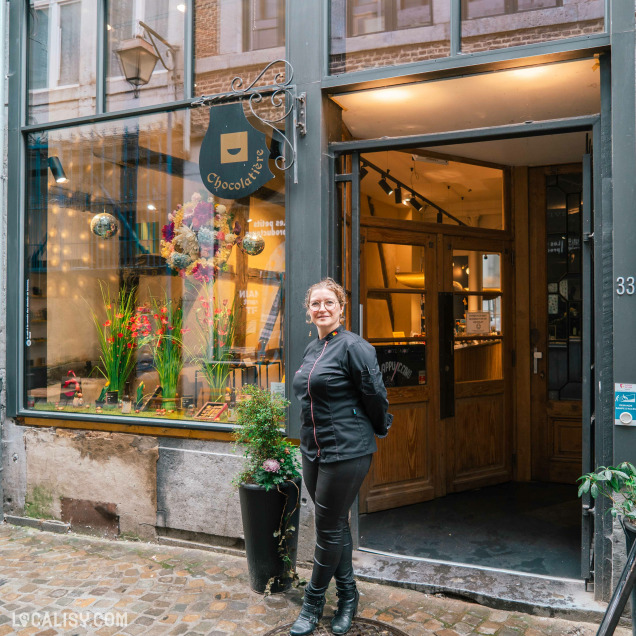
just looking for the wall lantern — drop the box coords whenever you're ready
[116,21,176,97]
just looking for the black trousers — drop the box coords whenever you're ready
[302,453,373,593]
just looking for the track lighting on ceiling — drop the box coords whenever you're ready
[409,197,422,211]
[378,177,393,196]
[394,186,403,205]
[48,156,68,183]
[359,166,369,180]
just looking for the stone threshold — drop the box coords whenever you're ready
[353,548,617,624]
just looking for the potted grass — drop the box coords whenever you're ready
[90,283,137,404]
[133,296,188,409]
[233,384,303,595]
[194,287,237,401]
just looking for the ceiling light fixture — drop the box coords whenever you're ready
[359,166,368,180]
[409,197,422,211]
[147,203,157,211]
[378,177,393,196]
[394,186,402,205]
[48,156,68,183]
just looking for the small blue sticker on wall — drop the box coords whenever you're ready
[615,383,636,425]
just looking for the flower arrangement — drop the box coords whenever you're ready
[91,283,137,394]
[579,462,636,523]
[161,193,241,283]
[233,385,301,491]
[133,296,189,401]
[194,289,237,399]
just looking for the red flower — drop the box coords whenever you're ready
[103,320,111,327]
[118,333,124,338]
[107,337,115,344]
[160,307,168,314]
[127,342,133,349]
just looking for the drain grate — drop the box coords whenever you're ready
[263,618,410,636]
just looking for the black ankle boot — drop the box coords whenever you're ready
[289,586,326,636]
[331,582,359,635]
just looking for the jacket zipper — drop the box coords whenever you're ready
[307,340,329,457]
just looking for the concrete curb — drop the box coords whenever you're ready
[4,514,70,534]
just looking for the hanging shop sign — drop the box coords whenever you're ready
[199,103,274,200]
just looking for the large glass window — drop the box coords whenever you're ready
[25,109,286,422]
[106,0,185,111]
[27,0,98,125]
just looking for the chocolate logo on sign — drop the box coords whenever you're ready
[199,103,274,200]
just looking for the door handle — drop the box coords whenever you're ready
[533,347,543,374]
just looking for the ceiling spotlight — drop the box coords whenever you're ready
[48,156,68,183]
[359,166,368,180]
[378,177,393,196]
[147,203,157,211]
[394,186,404,205]
[409,197,423,211]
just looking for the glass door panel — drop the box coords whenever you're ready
[452,250,503,382]
[365,240,427,388]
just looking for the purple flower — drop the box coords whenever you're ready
[162,222,175,242]
[262,459,281,473]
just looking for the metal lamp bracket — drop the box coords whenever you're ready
[191,60,305,183]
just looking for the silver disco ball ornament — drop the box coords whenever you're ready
[240,232,265,256]
[90,212,119,239]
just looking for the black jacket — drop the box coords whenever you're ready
[292,325,393,462]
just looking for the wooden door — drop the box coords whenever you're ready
[358,225,439,513]
[529,167,583,484]
[443,235,513,493]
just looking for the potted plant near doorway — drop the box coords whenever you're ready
[578,462,636,562]
[233,384,303,595]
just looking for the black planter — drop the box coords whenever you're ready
[105,390,119,405]
[239,477,302,594]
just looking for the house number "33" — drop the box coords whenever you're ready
[616,276,636,295]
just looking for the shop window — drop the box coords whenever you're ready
[25,110,286,424]
[27,0,97,125]
[243,0,285,51]
[461,0,562,20]
[106,0,185,112]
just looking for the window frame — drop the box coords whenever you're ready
[242,0,285,52]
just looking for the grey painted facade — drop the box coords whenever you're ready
[1,0,636,607]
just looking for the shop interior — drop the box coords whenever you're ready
[330,58,599,579]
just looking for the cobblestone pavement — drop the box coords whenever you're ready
[0,523,628,636]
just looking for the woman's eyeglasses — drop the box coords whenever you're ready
[309,300,338,311]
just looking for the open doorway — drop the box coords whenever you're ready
[334,132,591,580]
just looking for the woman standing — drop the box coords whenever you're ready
[290,278,392,636]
